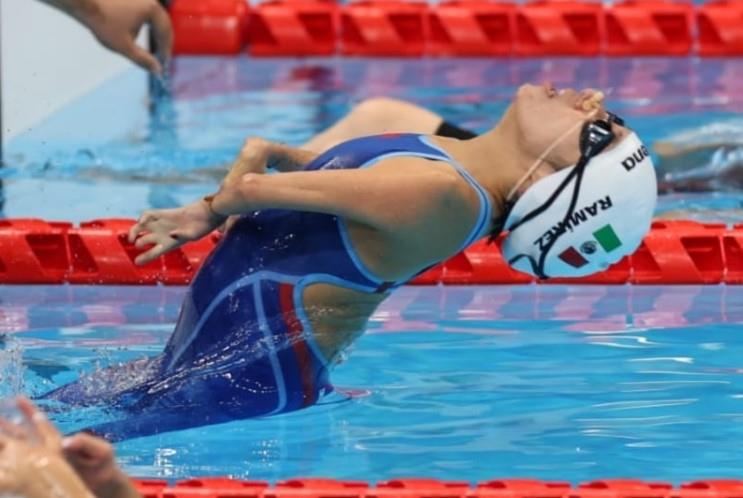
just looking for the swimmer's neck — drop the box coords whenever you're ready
[435,114,552,211]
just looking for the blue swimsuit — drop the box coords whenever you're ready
[44,134,493,441]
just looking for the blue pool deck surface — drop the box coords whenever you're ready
[2,57,743,483]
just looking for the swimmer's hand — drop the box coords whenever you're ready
[579,90,605,112]
[129,200,225,265]
[0,398,96,498]
[63,433,140,498]
[69,0,173,75]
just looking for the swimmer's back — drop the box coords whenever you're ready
[303,155,483,356]
[183,134,492,363]
[43,134,494,441]
[288,135,495,357]
[218,134,491,360]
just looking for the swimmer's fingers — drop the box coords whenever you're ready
[134,232,161,250]
[62,433,117,487]
[128,211,158,243]
[133,229,182,264]
[577,89,604,112]
[134,244,162,265]
[148,1,173,67]
[0,418,26,441]
[16,398,60,447]
[124,45,162,75]
[135,240,177,265]
[128,224,148,244]
[168,225,211,242]
[62,433,113,462]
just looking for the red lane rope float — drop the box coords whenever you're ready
[248,0,339,56]
[171,0,250,55]
[515,0,604,56]
[341,0,429,56]
[0,219,741,285]
[428,1,516,56]
[697,0,743,56]
[130,479,743,498]
[604,0,694,56]
[168,0,743,56]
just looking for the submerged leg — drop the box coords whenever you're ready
[40,356,163,407]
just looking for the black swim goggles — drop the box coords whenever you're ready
[501,111,625,279]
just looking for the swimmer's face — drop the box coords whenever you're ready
[511,83,627,169]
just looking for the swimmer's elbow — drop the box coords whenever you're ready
[237,172,262,196]
[231,172,316,211]
[217,173,265,212]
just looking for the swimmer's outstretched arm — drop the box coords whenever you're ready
[129,153,461,265]
[37,0,172,74]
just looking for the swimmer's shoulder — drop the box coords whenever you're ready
[369,154,476,204]
[362,155,481,240]
[348,155,481,274]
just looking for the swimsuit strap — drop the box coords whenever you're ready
[417,136,494,251]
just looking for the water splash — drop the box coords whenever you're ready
[0,336,25,398]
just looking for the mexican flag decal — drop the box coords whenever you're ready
[558,224,622,268]
[593,224,622,252]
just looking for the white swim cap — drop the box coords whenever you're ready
[501,132,657,278]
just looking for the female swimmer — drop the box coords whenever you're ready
[44,84,657,440]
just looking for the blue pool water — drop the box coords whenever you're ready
[2,285,743,482]
[2,57,743,483]
[3,57,743,221]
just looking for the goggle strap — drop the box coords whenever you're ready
[505,155,590,279]
[507,160,583,232]
[504,114,593,203]
[535,156,590,277]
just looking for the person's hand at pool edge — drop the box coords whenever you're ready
[0,397,93,498]
[63,432,142,498]
[39,0,173,75]
[0,397,142,498]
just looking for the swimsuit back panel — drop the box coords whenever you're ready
[158,134,493,418]
[164,134,477,368]
[44,134,494,440]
